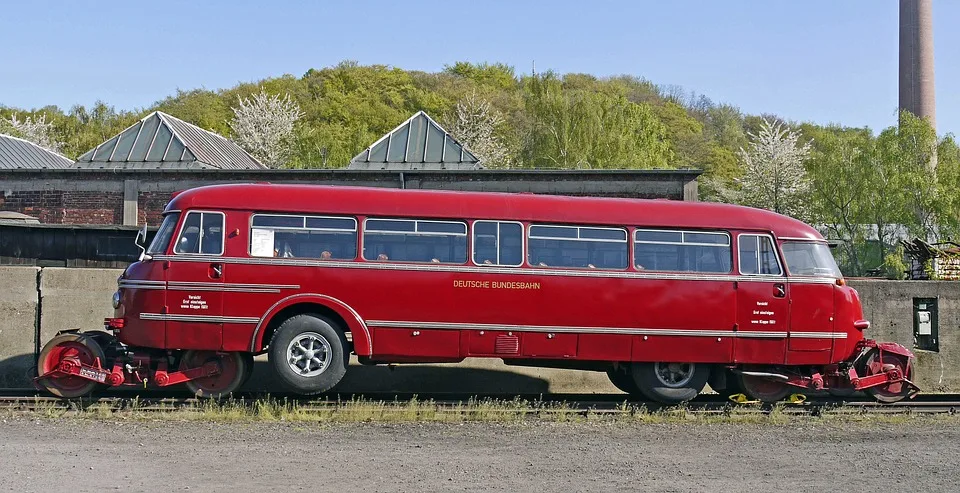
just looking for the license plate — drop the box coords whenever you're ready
[79,367,107,383]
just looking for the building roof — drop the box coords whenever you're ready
[75,111,266,170]
[348,111,481,170]
[0,134,73,169]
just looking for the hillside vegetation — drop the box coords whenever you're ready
[2,60,959,277]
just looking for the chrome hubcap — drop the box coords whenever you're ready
[654,362,695,388]
[286,332,331,377]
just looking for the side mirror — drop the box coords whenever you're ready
[135,223,152,261]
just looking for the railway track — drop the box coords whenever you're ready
[1,391,958,416]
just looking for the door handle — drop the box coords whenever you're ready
[210,263,223,279]
[773,283,785,298]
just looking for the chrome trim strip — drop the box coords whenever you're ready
[140,313,260,324]
[120,281,300,293]
[152,254,838,285]
[366,320,783,339]
[790,331,848,339]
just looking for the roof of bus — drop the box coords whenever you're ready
[165,183,824,240]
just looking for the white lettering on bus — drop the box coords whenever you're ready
[180,295,209,310]
[453,279,541,290]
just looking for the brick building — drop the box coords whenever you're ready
[0,111,703,227]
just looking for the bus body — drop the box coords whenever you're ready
[36,183,919,403]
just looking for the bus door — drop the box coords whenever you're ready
[780,241,837,364]
[165,210,225,350]
[734,234,788,364]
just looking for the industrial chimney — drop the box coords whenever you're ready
[899,0,936,131]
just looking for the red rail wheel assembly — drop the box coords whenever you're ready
[179,350,249,398]
[36,333,106,398]
[857,348,915,403]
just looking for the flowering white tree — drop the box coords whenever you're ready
[228,87,303,168]
[448,92,510,168]
[736,117,813,220]
[1,113,64,154]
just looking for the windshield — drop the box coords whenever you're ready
[780,241,842,278]
[147,212,181,254]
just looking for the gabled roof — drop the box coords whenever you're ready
[348,111,481,170]
[75,111,265,170]
[0,134,73,169]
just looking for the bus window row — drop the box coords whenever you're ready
[171,211,786,276]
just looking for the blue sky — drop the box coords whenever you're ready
[1,0,957,135]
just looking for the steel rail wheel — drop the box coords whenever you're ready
[36,333,106,398]
[180,350,248,399]
[630,362,710,404]
[858,348,914,404]
[736,370,792,403]
[606,366,642,395]
[268,314,348,395]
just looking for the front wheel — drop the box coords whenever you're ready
[36,333,106,398]
[268,314,348,395]
[630,362,710,404]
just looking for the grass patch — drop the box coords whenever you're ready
[4,396,960,425]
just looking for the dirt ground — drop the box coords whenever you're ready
[0,417,957,492]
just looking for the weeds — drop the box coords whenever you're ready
[5,396,959,425]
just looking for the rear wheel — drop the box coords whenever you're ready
[630,362,710,404]
[857,348,914,404]
[606,366,642,395]
[180,351,249,398]
[36,333,106,398]
[268,314,348,395]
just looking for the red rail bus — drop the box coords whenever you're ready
[35,183,919,404]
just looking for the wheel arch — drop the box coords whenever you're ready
[250,294,371,356]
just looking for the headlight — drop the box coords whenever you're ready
[112,291,121,309]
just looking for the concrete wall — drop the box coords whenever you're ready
[0,267,955,394]
[848,280,957,392]
[0,267,39,388]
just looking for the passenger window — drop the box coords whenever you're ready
[738,234,782,275]
[528,225,627,269]
[634,229,731,273]
[175,211,224,255]
[473,221,523,266]
[250,214,357,259]
[363,218,467,263]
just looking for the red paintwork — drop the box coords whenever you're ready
[112,183,881,375]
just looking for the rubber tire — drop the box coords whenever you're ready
[181,351,250,399]
[36,333,106,398]
[606,366,642,395]
[268,314,348,395]
[630,362,710,405]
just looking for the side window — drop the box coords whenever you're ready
[738,234,782,275]
[175,211,224,255]
[473,221,523,266]
[528,225,628,269]
[250,214,357,259]
[634,229,731,273]
[363,218,467,263]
